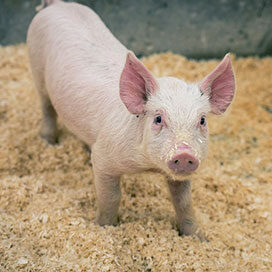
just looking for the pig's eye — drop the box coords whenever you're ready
[154,115,162,124]
[200,116,206,126]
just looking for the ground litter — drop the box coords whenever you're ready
[0,44,271,271]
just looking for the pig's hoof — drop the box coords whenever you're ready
[96,215,119,226]
[40,132,59,145]
[178,221,208,242]
[84,145,92,166]
[193,229,208,242]
[84,144,91,154]
[179,228,208,242]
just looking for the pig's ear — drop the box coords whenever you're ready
[200,53,235,115]
[120,52,158,114]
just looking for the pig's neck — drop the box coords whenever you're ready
[123,114,154,173]
[93,112,152,177]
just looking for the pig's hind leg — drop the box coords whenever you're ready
[40,94,59,144]
[30,59,59,144]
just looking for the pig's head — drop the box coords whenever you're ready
[120,52,235,177]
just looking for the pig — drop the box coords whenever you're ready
[27,0,235,241]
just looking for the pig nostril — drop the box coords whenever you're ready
[169,153,199,173]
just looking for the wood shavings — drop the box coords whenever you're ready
[0,44,272,271]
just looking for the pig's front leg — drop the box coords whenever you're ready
[167,178,205,241]
[92,148,121,226]
[93,172,121,226]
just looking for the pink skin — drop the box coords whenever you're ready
[168,151,199,174]
[168,144,199,174]
[153,111,206,174]
[200,54,235,114]
[120,52,158,114]
[27,0,235,241]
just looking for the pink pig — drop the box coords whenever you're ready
[27,0,235,240]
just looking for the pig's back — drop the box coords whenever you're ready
[28,1,130,144]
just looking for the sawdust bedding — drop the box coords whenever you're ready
[0,44,271,272]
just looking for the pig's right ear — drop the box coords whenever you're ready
[120,52,158,114]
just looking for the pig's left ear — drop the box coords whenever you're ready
[120,52,158,114]
[199,53,235,115]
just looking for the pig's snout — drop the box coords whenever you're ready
[168,145,199,174]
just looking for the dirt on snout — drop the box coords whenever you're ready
[0,44,271,271]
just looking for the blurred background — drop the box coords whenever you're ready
[0,0,271,59]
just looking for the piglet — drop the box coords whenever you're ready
[27,0,235,240]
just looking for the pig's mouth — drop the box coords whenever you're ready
[167,168,197,179]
